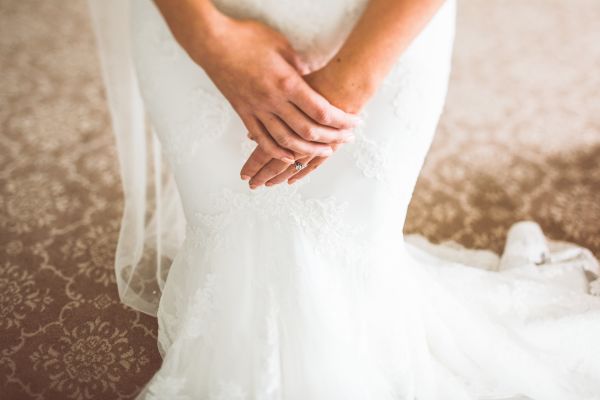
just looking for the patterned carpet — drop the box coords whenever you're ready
[1,0,599,399]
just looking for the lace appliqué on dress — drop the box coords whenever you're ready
[350,111,397,186]
[179,272,217,340]
[188,185,368,265]
[257,288,282,400]
[352,131,388,182]
[163,86,231,165]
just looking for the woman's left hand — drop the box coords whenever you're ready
[240,64,373,188]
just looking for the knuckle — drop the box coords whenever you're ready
[276,74,297,93]
[314,105,331,124]
[277,136,292,148]
[256,145,271,158]
[253,151,270,164]
[306,128,319,141]
[306,147,321,157]
[254,134,266,146]
[266,146,283,159]
[266,166,280,175]
[300,125,317,140]
[256,87,275,104]
[231,100,246,114]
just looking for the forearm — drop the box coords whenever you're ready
[152,0,231,64]
[325,0,446,103]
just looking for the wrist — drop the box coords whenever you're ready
[320,58,378,112]
[155,0,234,66]
[185,3,235,63]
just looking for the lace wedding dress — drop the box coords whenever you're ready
[126,0,600,398]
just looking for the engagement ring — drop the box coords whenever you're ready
[294,161,305,171]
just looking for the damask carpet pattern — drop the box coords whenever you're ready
[1,0,599,399]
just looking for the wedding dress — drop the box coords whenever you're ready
[99,0,600,398]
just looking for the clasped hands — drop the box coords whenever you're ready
[155,0,440,189]
[238,63,363,189]
[191,18,368,189]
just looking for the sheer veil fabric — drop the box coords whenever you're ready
[88,0,186,316]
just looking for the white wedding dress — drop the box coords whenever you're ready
[125,0,600,398]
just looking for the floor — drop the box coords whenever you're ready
[0,0,599,399]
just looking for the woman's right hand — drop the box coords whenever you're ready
[154,0,360,162]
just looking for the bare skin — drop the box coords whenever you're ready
[153,0,361,163]
[240,0,446,188]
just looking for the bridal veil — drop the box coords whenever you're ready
[88,0,185,316]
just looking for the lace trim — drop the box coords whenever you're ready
[186,186,367,265]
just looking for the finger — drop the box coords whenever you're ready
[242,114,296,163]
[258,112,334,157]
[279,46,312,75]
[329,142,343,152]
[276,102,355,144]
[265,156,313,186]
[273,142,339,185]
[240,146,272,181]
[249,158,290,188]
[289,156,328,184]
[289,83,361,129]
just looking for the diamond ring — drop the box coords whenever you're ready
[294,161,305,171]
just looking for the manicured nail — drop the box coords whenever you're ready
[322,148,333,156]
[249,184,257,189]
[265,182,273,187]
[345,135,355,143]
[241,175,250,180]
[282,157,295,163]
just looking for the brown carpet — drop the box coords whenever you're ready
[1,0,599,399]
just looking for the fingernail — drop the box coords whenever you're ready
[241,175,250,180]
[265,182,273,187]
[322,149,333,156]
[345,135,355,143]
[282,157,295,163]
[288,179,296,185]
[249,184,257,189]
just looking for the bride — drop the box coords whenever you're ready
[88,0,600,398]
